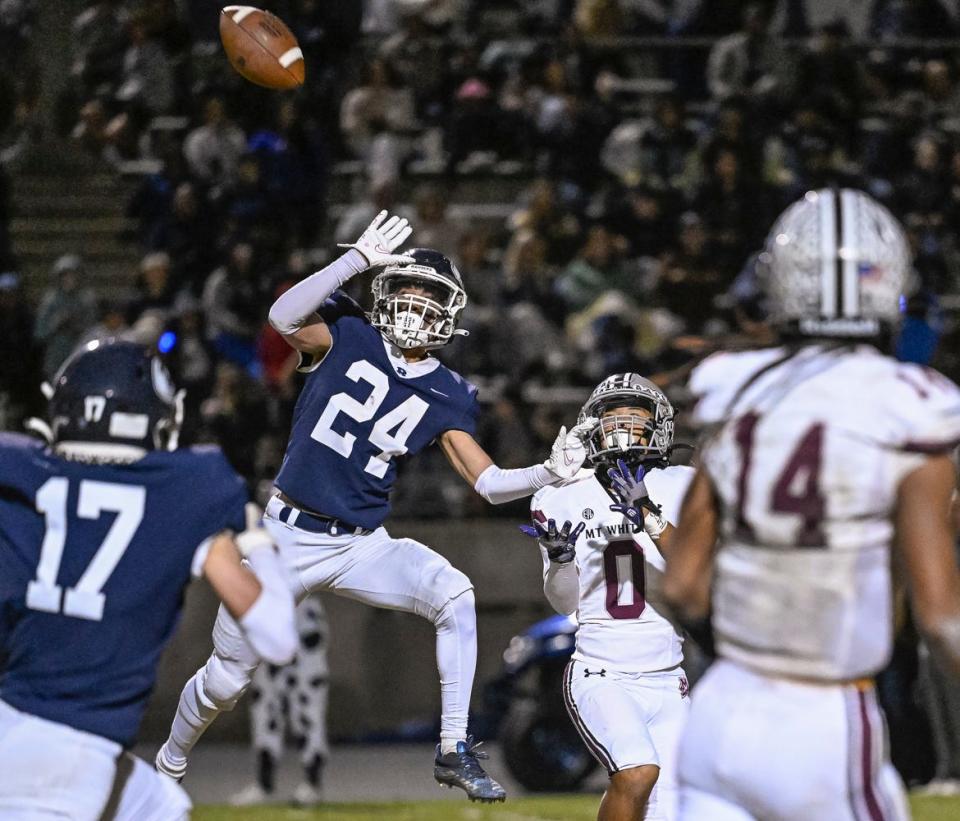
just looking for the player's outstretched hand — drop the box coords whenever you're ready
[543,417,598,482]
[606,459,655,509]
[519,517,585,564]
[338,209,414,269]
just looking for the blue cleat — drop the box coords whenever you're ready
[434,738,507,803]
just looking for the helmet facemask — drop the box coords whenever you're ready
[578,374,675,473]
[371,267,466,350]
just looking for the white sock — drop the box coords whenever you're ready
[164,670,222,764]
[435,590,476,756]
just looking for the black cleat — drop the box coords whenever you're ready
[434,737,506,803]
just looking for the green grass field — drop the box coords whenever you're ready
[195,794,960,820]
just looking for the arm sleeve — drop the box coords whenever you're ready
[474,463,554,505]
[540,545,578,615]
[239,548,298,665]
[267,249,368,334]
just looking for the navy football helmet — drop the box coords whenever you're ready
[371,248,468,350]
[45,339,184,451]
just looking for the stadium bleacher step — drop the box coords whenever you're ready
[11,170,140,298]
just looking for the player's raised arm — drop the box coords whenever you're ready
[519,513,581,615]
[895,453,960,677]
[439,418,597,504]
[662,466,719,622]
[267,210,413,359]
[201,516,297,666]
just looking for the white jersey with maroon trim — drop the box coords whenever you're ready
[532,465,694,673]
[689,344,960,681]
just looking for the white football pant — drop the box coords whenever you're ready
[678,659,910,821]
[564,660,690,821]
[0,698,190,821]
[160,496,476,772]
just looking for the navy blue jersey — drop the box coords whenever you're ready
[275,293,479,529]
[0,433,247,747]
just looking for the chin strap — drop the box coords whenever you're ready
[453,328,470,338]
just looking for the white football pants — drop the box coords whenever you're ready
[678,659,910,821]
[564,661,690,821]
[0,698,190,821]
[160,496,477,772]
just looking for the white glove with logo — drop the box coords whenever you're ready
[338,210,414,269]
[543,417,598,482]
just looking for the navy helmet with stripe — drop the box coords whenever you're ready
[760,189,911,338]
[46,339,184,451]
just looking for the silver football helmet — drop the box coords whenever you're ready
[578,373,675,467]
[371,248,468,350]
[760,188,911,338]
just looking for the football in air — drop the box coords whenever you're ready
[219,6,305,90]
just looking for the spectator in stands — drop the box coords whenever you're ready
[905,212,951,294]
[699,96,763,182]
[555,223,633,312]
[898,133,950,222]
[604,184,672,261]
[71,0,129,95]
[223,152,275,237]
[249,98,328,247]
[456,229,499,307]
[79,298,129,347]
[476,387,537,471]
[201,241,266,372]
[258,269,304,399]
[446,76,504,171]
[763,98,851,199]
[869,0,958,41]
[0,270,40,429]
[794,20,861,142]
[378,9,447,118]
[334,177,413,246]
[339,57,415,162]
[183,95,247,190]
[509,178,582,265]
[500,228,560,318]
[200,362,269,479]
[638,94,700,195]
[162,293,217,441]
[34,255,99,378]
[920,59,960,117]
[694,145,765,271]
[129,251,180,325]
[706,3,783,103]
[655,211,724,334]
[411,184,462,256]
[574,0,626,38]
[0,0,37,74]
[162,181,217,292]
[115,11,175,115]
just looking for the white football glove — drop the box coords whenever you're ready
[338,210,414,269]
[543,417,598,482]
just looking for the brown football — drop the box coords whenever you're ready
[219,6,305,90]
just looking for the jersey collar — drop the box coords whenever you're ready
[382,337,441,379]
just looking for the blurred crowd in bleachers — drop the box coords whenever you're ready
[3,0,960,517]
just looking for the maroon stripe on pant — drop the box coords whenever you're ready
[562,662,618,774]
[858,689,885,821]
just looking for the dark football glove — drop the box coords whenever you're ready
[607,459,667,539]
[519,517,585,564]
